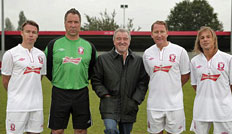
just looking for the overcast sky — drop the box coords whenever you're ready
[1,0,231,31]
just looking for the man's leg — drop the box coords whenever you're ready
[72,87,91,134]
[104,119,119,134]
[51,129,64,134]
[49,87,71,134]
[118,122,133,134]
[74,129,87,134]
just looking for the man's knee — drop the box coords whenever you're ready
[51,129,64,134]
[74,129,87,134]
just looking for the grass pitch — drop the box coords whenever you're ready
[0,77,213,134]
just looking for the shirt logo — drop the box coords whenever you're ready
[62,57,82,64]
[10,123,16,131]
[200,73,220,81]
[24,67,41,74]
[169,54,176,62]
[196,65,202,68]
[217,62,225,71]
[18,58,25,61]
[58,48,65,51]
[153,65,172,72]
[38,56,43,64]
[149,57,154,60]
[78,47,84,54]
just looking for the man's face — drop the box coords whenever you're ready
[21,24,38,45]
[114,31,130,54]
[151,24,168,46]
[199,30,215,51]
[65,13,81,37]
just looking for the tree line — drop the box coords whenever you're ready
[4,0,223,31]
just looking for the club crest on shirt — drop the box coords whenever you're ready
[78,47,84,54]
[38,56,43,64]
[169,54,176,62]
[63,56,82,65]
[10,123,16,131]
[217,62,225,71]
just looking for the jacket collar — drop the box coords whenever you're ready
[110,47,135,59]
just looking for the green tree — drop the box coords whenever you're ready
[166,0,223,31]
[17,11,27,31]
[127,18,141,31]
[82,9,119,31]
[5,17,15,31]
[82,9,141,31]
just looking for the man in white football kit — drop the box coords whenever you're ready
[143,21,190,134]
[2,20,46,134]
[190,26,232,134]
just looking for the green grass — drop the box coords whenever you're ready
[0,77,213,134]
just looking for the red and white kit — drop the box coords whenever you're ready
[190,50,232,121]
[2,44,46,112]
[143,42,190,111]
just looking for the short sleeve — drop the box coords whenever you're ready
[179,48,190,75]
[190,60,197,85]
[143,52,151,76]
[40,53,47,75]
[1,51,13,75]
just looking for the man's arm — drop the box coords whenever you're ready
[181,73,190,86]
[2,75,11,91]
[132,58,149,104]
[91,56,110,98]
[192,85,197,92]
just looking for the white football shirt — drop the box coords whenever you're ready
[191,50,232,121]
[143,42,190,111]
[2,44,46,112]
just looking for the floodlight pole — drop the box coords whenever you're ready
[120,4,128,28]
[230,0,232,54]
[1,0,5,58]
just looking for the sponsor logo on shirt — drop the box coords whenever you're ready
[58,48,65,51]
[196,65,202,68]
[38,56,43,64]
[78,47,84,54]
[169,54,176,62]
[217,62,225,71]
[10,123,16,131]
[153,65,172,72]
[18,58,25,61]
[62,57,82,64]
[24,67,41,74]
[221,132,228,134]
[200,73,220,81]
[149,57,154,60]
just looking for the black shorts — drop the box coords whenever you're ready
[48,86,92,130]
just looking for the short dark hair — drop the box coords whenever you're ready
[64,8,81,22]
[151,20,168,32]
[21,20,39,32]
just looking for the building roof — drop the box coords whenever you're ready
[0,31,231,52]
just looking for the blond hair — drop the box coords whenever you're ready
[193,26,218,54]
